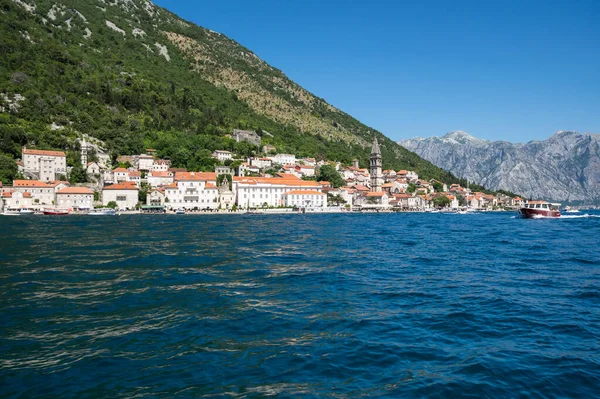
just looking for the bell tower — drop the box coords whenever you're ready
[370,137,383,192]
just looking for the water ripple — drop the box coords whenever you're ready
[1,212,599,397]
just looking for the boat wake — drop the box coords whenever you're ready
[559,214,600,219]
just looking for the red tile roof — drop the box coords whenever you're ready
[23,149,66,157]
[174,172,216,181]
[57,187,94,195]
[283,190,325,195]
[103,182,138,190]
[13,180,52,188]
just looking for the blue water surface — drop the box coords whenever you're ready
[1,212,599,398]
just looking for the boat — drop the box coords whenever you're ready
[175,208,186,215]
[519,200,561,218]
[564,206,580,213]
[88,208,117,216]
[2,208,35,215]
[43,208,71,215]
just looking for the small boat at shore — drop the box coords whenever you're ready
[175,208,186,215]
[519,200,561,218]
[88,208,117,216]
[43,208,71,215]
[3,208,35,216]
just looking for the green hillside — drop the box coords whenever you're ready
[1,0,466,185]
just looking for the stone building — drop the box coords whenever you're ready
[370,137,383,192]
[22,147,67,181]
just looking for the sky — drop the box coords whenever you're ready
[153,0,600,142]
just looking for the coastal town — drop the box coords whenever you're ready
[1,129,526,215]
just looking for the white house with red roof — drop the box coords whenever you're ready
[102,182,139,210]
[165,172,219,210]
[22,147,67,181]
[12,180,68,206]
[147,171,174,188]
[1,191,33,210]
[56,187,94,210]
[147,188,166,206]
[151,159,171,172]
[234,174,323,208]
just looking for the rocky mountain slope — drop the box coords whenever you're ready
[0,0,463,185]
[399,131,600,204]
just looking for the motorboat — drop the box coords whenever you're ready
[564,206,580,213]
[519,200,561,218]
[88,208,117,216]
[3,208,35,215]
[175,208,186,214]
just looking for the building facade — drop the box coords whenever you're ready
[56,187,94,209]
[102,182,139,210]
[22,147,67,181]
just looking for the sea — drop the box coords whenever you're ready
[1,211,599,398]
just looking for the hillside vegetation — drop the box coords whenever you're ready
[2,0,466,185]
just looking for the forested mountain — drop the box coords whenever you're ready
[2,0,463,185]
[400,131,600,205]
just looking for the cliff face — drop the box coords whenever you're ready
[399,131,600,204]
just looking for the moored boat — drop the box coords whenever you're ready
[2,208,36,215]
[175,208,186,214]
[519,200,561,218]
[43,207,71,215]
[88,208,117,216]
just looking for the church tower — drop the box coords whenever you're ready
[81,139,88,167]
[370,137,383,192]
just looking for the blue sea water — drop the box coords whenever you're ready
[1,212,599,398]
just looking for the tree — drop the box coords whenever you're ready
[106,201,117,209]
[457,194,466,206]
[432,182,443,192]
[69,162,87,183]
[407,183,417,193]
[0,153,18,184]
[327,193,346,206]
[433,196,451,208]
[316,164,344,188]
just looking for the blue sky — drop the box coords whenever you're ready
[153,0,599,142]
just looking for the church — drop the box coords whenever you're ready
[361,137,389,208]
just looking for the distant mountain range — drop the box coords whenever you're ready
[399,131,600,204]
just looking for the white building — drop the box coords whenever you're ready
[147,171,174,188]
[1,191,33,210]
[102,182,139,210]
[151,159,171,172]
[271,153,296,165]
[86,162,101,176]
[212,150,233,162]
[250,157,272,169]
[238,162,260,176]
[234,175,322,208]
[22,147,67,181]
[282,190,327,208]
[137,154,155,171]
[12,180,68,206]
[147,188,166,206]
[56,187,94,210]
[165,172,219,210]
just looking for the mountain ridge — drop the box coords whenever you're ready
[0,0,472,187]
[399,130,600,204]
